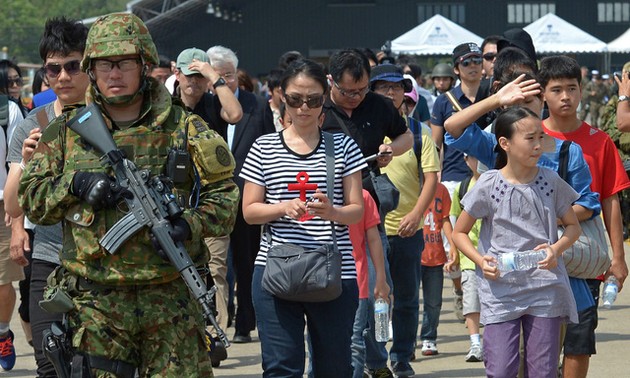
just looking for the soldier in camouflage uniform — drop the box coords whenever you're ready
[601,61,630,239]
[581,71,608,128]
[18,13,239,377]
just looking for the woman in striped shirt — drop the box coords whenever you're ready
[241,59,365,377]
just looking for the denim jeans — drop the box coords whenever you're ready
[252,266,358,377]
[364,229,393,370]
[351,298,369,378]
[419,264,444,342]
[387,231,424,364]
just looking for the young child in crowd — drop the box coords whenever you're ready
[452,106,581,378]
[447,154,484,363]
[419,182,454,356]
[538,55,630,378]
[349,189,390,378]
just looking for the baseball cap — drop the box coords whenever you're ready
[452,43,482,65]
[176,48,209,75]
[497,29,537,64]
[369,64,413,92]
[591,69,600,76]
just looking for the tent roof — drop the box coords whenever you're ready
[391,14,483,56]
[608,27,630,53]
[523,13,607,54]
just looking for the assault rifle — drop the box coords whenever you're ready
[67,103,230,348]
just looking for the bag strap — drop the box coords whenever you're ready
[323,131,338,248]
[557,140,572,182]
[408,117,424,188]
[445,90,463,112]
[330,110,352,137]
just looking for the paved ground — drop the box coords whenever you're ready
[4,247,630,377]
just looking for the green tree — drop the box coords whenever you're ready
[0,0,128,64]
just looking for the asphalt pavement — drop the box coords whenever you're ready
[4,246,630,377]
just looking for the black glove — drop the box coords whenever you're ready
[150,217,192,260]
[71,172,119,210]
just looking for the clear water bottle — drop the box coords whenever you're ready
[602,276,619,309]
[374,298,389,342]
[497,250,546,275]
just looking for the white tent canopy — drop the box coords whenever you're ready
[608,27,630,53]
[391,14,483,55]
[523,13,608,53]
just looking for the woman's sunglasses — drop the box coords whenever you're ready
[284,94,324,109]
[45,60,82,78]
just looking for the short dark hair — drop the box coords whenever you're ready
[267,67,284,91]
[493,47,538,89]
[328,49,370,83]
[481,35,502,52]
[156,55,171,69]
[32,67,48,95]
[280,59,328,96]
[359,48,378,65]
[494,106,539,169]
[404,63,422,79]
[538,55,581,89]
[39,17,88,61]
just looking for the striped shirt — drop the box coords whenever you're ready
[239,130,366,279]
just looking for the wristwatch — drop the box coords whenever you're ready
[213,77,227,89]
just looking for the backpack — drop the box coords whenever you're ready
[458,175,473,201]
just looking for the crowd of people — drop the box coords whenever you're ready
[0,11,629,378]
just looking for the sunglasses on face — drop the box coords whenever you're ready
[45,60,82,78]
[460,56,483,67]
[483,53,496,62]
[284,93,325,109]
[7,77,23,86]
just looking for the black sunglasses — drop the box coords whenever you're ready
[7,77,23,86]
[483,53,496,62]
[460,57,483,67]
[284,94,324,109]
[45,60,82,78]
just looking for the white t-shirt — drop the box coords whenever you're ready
[0,101,25,198]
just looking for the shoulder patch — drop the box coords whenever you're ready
[216,145,231,167]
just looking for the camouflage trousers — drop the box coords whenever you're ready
[68,278,213,377]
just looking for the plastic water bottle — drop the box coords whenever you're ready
[374,298,389,342]
[497,250,547,275]
[602,276,619,309]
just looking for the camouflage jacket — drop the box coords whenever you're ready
[583,81,607,104]
[600,95,630,160]
[19,78,239,285]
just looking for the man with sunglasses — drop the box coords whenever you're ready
[19,13,239,377]
[481,35,500,80]
[3,17,89,376]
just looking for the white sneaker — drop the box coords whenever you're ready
[421,340,438,356]
[465,344,483,362]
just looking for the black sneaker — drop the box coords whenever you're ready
[205,330,227,368]
[391,361,414,377]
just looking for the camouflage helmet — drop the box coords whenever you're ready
[81,13,158,71]
[431,63,457,80]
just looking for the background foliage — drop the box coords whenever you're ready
[0,0,128,64]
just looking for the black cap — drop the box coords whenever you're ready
[497,28,537,63]
[452,43,482,65]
